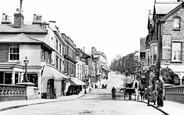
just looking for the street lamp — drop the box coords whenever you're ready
[22,56,29,82]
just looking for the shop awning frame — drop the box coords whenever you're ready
[42,65,68,80]
[70,77,86,86]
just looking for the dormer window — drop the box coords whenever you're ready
[173,17,181,30]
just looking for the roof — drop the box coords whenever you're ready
[0,33,42,43]
[154,2,180,15]
[0,24,47,33]
[161,2,184,22]
[0,33,55,51]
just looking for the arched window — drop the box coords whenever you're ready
[174,17,181,29]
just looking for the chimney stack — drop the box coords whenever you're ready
[83,47,85,53]
[1,13,11,24]
[14,0,24,28]
[14,12,24,28]
[32,14,42,25]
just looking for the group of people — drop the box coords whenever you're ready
[111,71,165,108]
[146,74,165,107]
[133,71,165,107]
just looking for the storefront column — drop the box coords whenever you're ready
[12,71,15,85]
[37,71,41,98]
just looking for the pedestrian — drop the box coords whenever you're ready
[134,80,139,101]
[157,75,165,107]
[53,88,57,99]
[111,87,116,100]
[146,85,153,106]
[139,84,145,101]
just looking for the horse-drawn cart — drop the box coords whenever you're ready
[122,82,135,100]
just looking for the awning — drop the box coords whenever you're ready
[161,65,184,73]
[101,65,108,71]
[42,65,68,80]
[41,65,68,93]
[70,77,86,86]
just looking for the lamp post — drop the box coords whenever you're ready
[156,59,160,80]
[22,56,29,82]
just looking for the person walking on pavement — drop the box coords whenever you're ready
[157,75,165,107]
[139,84,145,101]
[111,87,117,100]
[134,80,139,101]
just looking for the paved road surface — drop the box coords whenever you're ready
[1,72,164,115]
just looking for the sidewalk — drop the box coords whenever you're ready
[142,100,184,115]
[0,92,85,112]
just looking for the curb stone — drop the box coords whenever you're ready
[140,101,169,115]
[0,93,85,112]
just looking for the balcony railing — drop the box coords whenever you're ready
[0,84,27,102]
[165,85,184,104]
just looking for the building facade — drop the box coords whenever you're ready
[0,11,68,99]
[91,47,108,86]
[62,33,77,78]
[146,1,184,84]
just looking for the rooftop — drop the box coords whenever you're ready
[154,2,181,14]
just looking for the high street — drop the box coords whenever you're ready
[1,72,164,115]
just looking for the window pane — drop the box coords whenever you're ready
[172,43,181,61]
[174,17,180,28]
[9,46,19,60]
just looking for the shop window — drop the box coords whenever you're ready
[172,42,182,62]
[9,45,19,61]
[27,74,38,87]
[0,72,4,84]
[173,17,181,30]
[5,73,12,84]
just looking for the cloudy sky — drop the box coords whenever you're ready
[0,0,157,64]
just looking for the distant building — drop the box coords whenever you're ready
[91,47,109,86]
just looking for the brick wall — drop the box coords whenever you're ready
[161,8,184,65]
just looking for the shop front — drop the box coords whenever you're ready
[66,77,86,95]
[41,65,68,99]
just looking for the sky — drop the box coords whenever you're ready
[0,0,156,64]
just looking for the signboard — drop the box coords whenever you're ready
[162,35,171,59]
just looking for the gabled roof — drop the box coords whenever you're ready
[0,24,47,33]
[154,2,180,15]
[0,33,42,43]
[160,2,184,22]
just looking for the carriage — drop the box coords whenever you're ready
[123,82,135,100]
[120,76,136,100]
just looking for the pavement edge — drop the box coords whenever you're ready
[0,93,85,112]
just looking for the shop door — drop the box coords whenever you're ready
[47,79,54,99]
